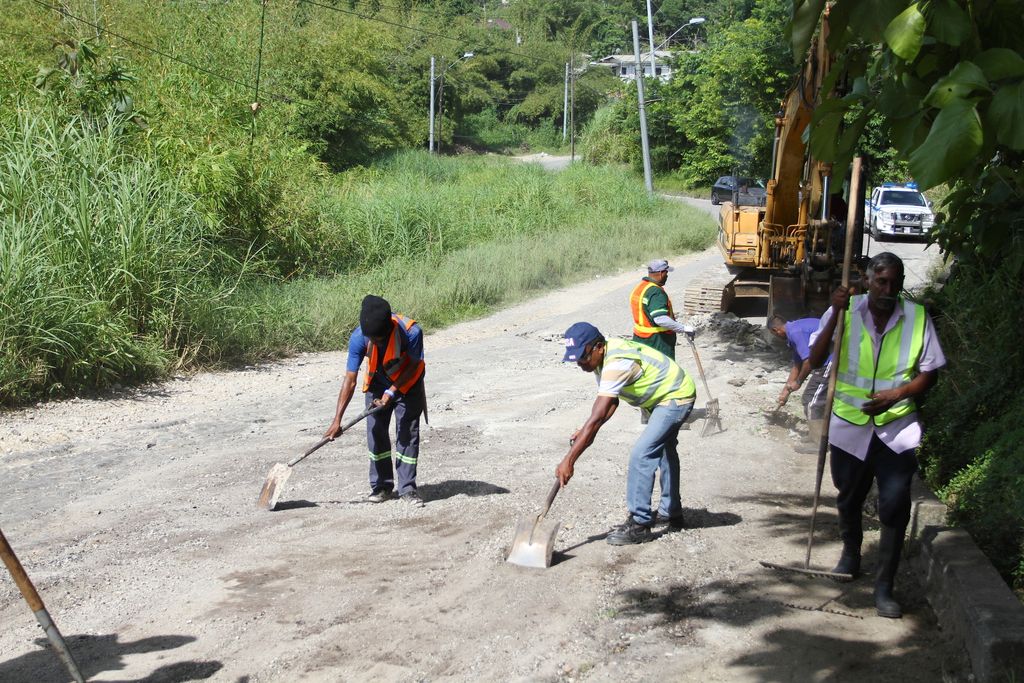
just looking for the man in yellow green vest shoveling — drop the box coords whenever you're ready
[556,322,697,545]
[808,252,946,618]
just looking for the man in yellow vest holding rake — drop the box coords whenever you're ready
[808,252,945,618]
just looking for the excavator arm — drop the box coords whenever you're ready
[687,6,861,320]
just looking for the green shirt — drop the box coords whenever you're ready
[632,277,676,360]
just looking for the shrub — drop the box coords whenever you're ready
[919,259,1024,595]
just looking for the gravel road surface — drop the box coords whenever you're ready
[1,231,963,681]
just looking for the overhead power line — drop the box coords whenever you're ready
[295,0,610,99]
[29,0,283,98]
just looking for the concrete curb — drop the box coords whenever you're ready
[907,479,1024,681]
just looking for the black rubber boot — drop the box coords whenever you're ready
[831,512,862,582]
[874,525,905,618]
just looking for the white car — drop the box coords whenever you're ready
[866,184,935,240]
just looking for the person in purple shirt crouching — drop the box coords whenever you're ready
[768,315,830,444]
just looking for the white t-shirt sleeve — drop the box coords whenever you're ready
[918,313,946,372]
[597,359,643,397]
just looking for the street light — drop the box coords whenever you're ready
[429,52,474,153]
[645,17,704,82]
[654,16,705,54]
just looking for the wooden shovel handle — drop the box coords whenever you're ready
[288,404,387,467]
[538,479,561,521]
[0,528,44,611]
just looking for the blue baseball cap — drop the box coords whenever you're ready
[562,322,603,362]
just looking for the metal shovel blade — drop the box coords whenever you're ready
[256,463,293,511]
[506,515,561,569]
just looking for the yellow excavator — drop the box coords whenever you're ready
[683,10,865,320]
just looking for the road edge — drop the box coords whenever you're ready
[908,479,1024,681]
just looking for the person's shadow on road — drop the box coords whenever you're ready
[0,633,222,682]
[417,480,511,501]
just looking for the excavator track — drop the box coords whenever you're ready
[682,262,737,316]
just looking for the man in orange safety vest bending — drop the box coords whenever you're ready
[326,295,427,507]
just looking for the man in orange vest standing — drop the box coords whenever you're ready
[325,295,427,507]
[630,259,694,361]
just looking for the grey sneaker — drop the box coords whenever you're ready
[606,521,654,546]
[401,490,425,507]
[366,489,394,503]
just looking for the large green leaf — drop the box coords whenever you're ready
[975,48,1024,82]
[890,110,928,152]
[808,99,849,161]
[877,80,921,118]
[832,107,872,175]
[929,0,971,46]
[884,3,926,62]
[908,98,983,188]
[825,0,854,52]
[924,61,990,108]
[790,0,827,61]
[846,0,905,44]
[987,82,1024,149]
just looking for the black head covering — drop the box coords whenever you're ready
[360,295,392,337]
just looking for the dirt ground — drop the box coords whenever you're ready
[1,235,969,682]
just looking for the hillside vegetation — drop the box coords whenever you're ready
[0,1,716,405]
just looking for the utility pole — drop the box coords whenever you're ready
[429,56,436,153]
[632,20,653,194]
[645,0,656,78]
[562,62,569,143]
[569,54,576,162]
[437,72,445,154]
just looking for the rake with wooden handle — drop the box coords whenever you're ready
[760,156,863,580]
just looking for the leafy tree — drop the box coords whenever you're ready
[792,0,1024,269]
[655,0,792,184]
[791,0,1024,594]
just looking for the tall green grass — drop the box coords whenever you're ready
[0,109,714,405]
[211,157,716,357]
[0,109,244,403]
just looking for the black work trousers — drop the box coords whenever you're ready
[364,377,425,496]
[830,432,918,531]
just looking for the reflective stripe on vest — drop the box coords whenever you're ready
[604,338,696,409]
[833,296,926,426]
[363,314,425,394]
[630,280,673,337]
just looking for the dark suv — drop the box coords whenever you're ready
[711,176,766,206]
